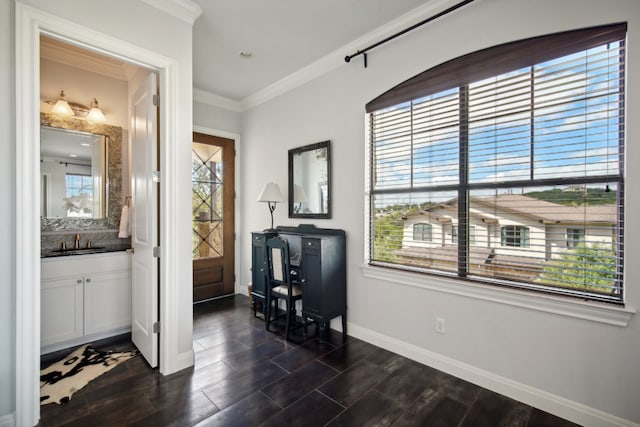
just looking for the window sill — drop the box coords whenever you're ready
[361,264,635,327]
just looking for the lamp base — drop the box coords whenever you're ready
[263,228,278,233]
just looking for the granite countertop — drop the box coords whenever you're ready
[41,243,132,258]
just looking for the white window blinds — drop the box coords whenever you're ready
[367,24,626,303]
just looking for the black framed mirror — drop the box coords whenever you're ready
[288,140,331,219]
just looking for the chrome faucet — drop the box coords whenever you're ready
[74,234,81,249]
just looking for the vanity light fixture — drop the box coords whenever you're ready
[86,98,107,123]
[257,182,283,231]
[51,90,75,117]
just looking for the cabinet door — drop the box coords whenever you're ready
[41,277,84,347]
[301,239,323,316]
[84,270,131,336]
[251,232,275,299]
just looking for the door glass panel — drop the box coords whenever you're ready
[192,142,223,259]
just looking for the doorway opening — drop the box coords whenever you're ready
[39,36,161,363]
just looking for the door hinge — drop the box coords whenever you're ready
[153,322,160,334]
[153,246,160,258]
[153,94,159,106]
[153,171,160,183]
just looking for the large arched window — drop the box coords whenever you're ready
[367,24,625,303]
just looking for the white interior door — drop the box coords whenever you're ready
[131,72,159,367]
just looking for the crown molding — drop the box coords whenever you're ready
[139,0,203,25]
[242,0,466,110]
[193,88,243,113]
[41,36,133,81]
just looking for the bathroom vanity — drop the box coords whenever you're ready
[41,251,131,354]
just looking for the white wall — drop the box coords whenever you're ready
[1,0,16,419]
[240,0,640,424]
[193,101,241,135]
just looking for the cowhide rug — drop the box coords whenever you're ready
[40,344,138,405]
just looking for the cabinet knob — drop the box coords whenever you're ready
[301,279,307,284]
[77,279,83,284]
[86,278,91,283]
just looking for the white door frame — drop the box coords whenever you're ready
[15,4,188,426]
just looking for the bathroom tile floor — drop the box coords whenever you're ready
[38,294,580,426]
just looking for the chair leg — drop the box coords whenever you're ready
[265,297,271,331]
[284,299,291,340]
[342,313,347,339]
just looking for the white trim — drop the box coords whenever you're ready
[15,5,42,426]
[192,125,243,296]
[348,322,639,427]
[139,0,202,25]
[193,88,243,113]
[40,36,131,81]
[361,264,636,327]
[241,0,469,110]
[0,413,15,427]
[15,3,190,425]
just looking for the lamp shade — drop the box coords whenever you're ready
[51,90,74,116]
[293,184,308,203]
[257,182,283,202]
[86,98,107,123]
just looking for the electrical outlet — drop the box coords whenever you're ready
[435,317,446,334]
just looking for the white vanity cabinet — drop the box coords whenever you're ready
[41,252,131,353]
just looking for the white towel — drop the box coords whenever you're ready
[118,205,130,238]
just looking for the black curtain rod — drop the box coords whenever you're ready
[344,0,476,68]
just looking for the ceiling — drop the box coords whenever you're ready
[41,1,434,104]
[191,0,431,101]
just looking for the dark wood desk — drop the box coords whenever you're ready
[251,224,347,336]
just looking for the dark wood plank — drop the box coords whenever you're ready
[260,360,339,408]
[261,390,344,427]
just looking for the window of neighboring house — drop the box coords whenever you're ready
[413,223,432,241]
[567,228,585,248]
[452,225,475,245]
[501,226,529,248]
[366,24,625,303]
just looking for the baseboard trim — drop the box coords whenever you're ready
[0,413,15,427]
[347,322,638,427]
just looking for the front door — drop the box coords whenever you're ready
[131,72,159,367]
[192,132,235,301]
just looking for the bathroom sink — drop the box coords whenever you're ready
[51,246,106,255]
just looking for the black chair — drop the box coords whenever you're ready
[265,236,303,340]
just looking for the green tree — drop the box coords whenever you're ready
[540,243,617,293]
[372,211,405,263]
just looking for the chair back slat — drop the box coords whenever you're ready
[266,237,290,287]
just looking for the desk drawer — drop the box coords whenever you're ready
[302,238,321,252]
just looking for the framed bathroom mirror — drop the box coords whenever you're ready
[288,140,331,219]
[40,112,124,230]
[40,126,107,219]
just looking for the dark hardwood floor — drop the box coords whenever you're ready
[39,294,580,426]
